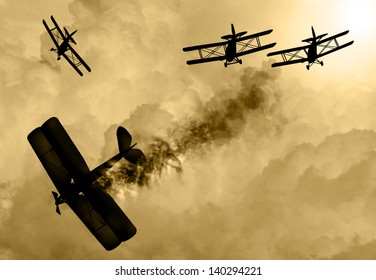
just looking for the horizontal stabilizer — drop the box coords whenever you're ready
[221,34,233,40]
[117,126,146,165]
[124,148,146,166]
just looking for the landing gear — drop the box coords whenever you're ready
[320,61,324,66]
[306,65,310,70]
[239,59,242,64]
[224,62,227,67]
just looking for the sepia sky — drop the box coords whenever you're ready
[1,0,376,259]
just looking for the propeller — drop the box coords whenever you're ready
[64,27,77,45]
[52,191,62,215]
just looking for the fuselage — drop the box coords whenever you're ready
[225,38,237,62]
[307,40,318,63]
[57,37,71,56]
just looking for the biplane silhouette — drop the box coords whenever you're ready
[183,23,276,67]
[267,26,354,70]
[28,117,146,250]
[43,16,91,76]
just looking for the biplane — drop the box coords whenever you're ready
[28,117,146,251]
[267,26,354,70]
[43,16,91,76]
[183,24,276,67]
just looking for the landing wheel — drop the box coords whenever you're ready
[224,62,227,68]
[320,61,324,66]
[239,59,242,64]
[306,65,310,70]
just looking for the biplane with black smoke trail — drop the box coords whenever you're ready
[267,26,354,70]
[28,117,146,250]
[183,24,276,67]
[43,16,91,76]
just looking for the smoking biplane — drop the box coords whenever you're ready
[28,117,146,251]
[43,16,91,76]
[267,26,354,70]
[183,24,276,67]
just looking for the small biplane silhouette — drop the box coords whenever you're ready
[28,117,146,250]
[267,26,354,70]
[43,16,91,76]
[183,23,276,67]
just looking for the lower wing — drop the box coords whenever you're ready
[186,55,225,65]
[271,58,307,68]
[236,42,277,57]
[62,46,91,76]
[183,41,227,65]
[317,40,354,59]
[267,45,308,67]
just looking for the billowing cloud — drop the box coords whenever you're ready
[0,0,376,260]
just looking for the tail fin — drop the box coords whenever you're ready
[302,26,327,43]
[90,127,146,180]
[117,127,146,165]
[221,23,246,40]
[117,126,132,152]
[231,23,235,36]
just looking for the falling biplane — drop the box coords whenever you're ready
[28,117,146,250]
[183,24,276,67]
[267,26,354,70]
[43,16,91,76]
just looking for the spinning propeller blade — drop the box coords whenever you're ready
[64,27,77,45]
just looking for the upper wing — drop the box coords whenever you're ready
[50,15,65,40]
[42,19,60,49]
[237,42,277,57]
[28,127,72,195]
[183,41,227,65]
[43,16,66,48]
[235,29,274,42]
[235,29,276,58]
[40,117,91,182]
[183,41,227,52]
[316,30,354,58]
[267,45,309,67]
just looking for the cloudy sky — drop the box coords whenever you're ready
[1,0,376,259]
